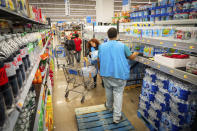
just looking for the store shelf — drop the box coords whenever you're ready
[135,56,197,86]
[33,63,49,131]
[119,34,197,53]
[155,19,197,25]
[3,36,50,131]
[0,6,46,25]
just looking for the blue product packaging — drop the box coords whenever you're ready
[152,2,157,8]
[167,7,173,13]
[191,1,197,9]
[150,16,155,21]
[151,10,156,15]
[168,80,191,101]
[0,0,6,7]
[166,15,173,20]
[155,16,161,21]
[161,8,167,14]
[168,0,174,5]
[156,9,161,15]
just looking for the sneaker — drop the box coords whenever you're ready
[113,116,123,124]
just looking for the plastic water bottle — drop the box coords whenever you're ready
[156,72,169,90]
[169,79,192,101]
[145,68,157,83]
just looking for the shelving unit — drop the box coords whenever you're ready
[3,36,51,131]
[119,34,197,53]
[91,19,197,86]
[0,6,46,25]
[135,56,197,85]
[33,63,49,131]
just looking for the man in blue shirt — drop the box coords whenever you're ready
[98,27,139,124]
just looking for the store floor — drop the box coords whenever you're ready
[52,36,148,131]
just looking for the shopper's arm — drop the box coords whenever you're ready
[124,45,139,60]
[128,52,139,60]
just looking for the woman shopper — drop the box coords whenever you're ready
[65,35,75,65]
[74,34,82,63]
[87,38,100,88]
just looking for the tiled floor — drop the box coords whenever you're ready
[52,36,148,131]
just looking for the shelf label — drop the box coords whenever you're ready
[173,43,177,47]
[157,65,160,69]
[170,70,174,73]
[142,39,145,42]
[147,40,150,43]
[184,75,188,79]
[160,42,164,45]
[189,46,194,49]
[147,62,150,65]
[137,38,140,41]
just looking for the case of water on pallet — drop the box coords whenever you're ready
[138,68,197,131]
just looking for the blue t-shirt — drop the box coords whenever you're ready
[98,40,131,80]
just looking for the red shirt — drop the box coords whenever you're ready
[74,38,82,51]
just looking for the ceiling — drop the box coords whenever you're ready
[29,0,157,22]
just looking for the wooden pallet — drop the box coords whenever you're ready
[75,104,135,131]
[137,110,156,131]
[125,84,141,90]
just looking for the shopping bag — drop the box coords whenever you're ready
[91,50,98,61]
[81,66,97,77]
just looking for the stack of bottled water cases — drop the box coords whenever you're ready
[127,60,145,86]
[138,68,197,131]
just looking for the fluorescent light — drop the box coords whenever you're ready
[29,3,95,6]
[70,8,95,10]
[29,3,64,5]
[40,8,65,10]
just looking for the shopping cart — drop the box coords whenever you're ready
[62,58,97,103]
[54,45,68,69]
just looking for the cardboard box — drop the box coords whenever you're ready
[154,54,197,68]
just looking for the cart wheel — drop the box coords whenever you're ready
[65,91,69,98]
[81,96,85,103]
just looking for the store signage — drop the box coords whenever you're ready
[65,0,70,16]
[86,16,91,23]
[122,0,130,11]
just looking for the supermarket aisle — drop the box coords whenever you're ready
[52,36,148,131]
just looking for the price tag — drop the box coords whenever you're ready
[137,38,140,41]
[157,65,160,69]
[173,43,177,47]
[38,110,40,114]
[144,62,147,65]
[147,62,150,65]
[132,38,134,41]
[184,75,188,79]
[147,40,150,43]
[160,42,164,44]
[170,70,174,73]
[189,46,194,49]
[142,39,145,42]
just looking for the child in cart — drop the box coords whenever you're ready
[87,38,100,88]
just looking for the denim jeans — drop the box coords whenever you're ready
[102,77,126,121]
[67,50,74,65]
[74,51,81,63]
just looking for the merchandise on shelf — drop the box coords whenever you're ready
[45,91,53,131]
[154,54,197,68]
[15,89,37,130]
[130,0,197,22]
[138,68,197,130]
[112,11,130,24]
[186,61,197,75]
